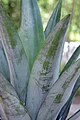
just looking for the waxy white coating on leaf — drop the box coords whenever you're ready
[0,41,10,81]
[37,59,80,120]
[0,4,30,104]
[26,15,70,120]
[0,74,31,120]
[0,0,79,120]
[57,76,80,119]
[18,0,44,70]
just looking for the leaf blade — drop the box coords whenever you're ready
[37,59,80,120]
[0,41,10,81]
[57,75,80,119]
[26,15,70,119]
[0,73,31,120]
[18,0,44,70]
[61,45,80,75]
[0,3,30,104]
[44,0,62,38]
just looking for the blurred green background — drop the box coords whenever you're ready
[1,0,80,42]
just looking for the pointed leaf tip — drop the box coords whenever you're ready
[62,14,71,27]
[26,14,70,119]
[45,0,63,38]
[18,0,44,70]
[65,14,71,21]
[60,42,80,76]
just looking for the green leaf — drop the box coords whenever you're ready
[0,41,10,81]
[44,0,62,38]
[57,76,80,119]
[67,109,80,120]
[0,73,31,120]
[18,0,44,70]
[37,59,80,120]
[58,45,80,119]
[61,45,80,75]
[26,15,70,119]
[0,3,30,104]
[58,45,80,118]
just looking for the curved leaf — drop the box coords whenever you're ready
[0,73,31,120]
[0,3,30,104]
[18,0,44,70]
[60,45,80,75]
[56,76,80,120]
[67,109,80,120]
[60,102,71,120]
[0,41,10,81]
[57,45,80,118]
[26,15,70,119]
[58,45,80,119]
[44,0,62,38]
[37,59,80,120]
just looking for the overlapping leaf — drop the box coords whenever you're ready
[44,0,62,38]
[67,109,80,120]
[0,73,31,120]
[18,0,44,70]
[57,45,80,118]
[56,76,80,120]
[58,40,80,119]
[26,15,70,119]
[0,41,10,81]
[37,59,80,120]
[0,3,30,104]
[61,45,80,75]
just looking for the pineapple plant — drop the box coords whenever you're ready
[0,0,80,120]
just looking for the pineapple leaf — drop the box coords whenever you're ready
[0,73,31,120]
[56,76,80,119]
[18,0,44,70]
[0,41,10,81]
[37,59,80,120]
[67,109,80,120]
[0,3,30,104]
[61,45,80,75]
[59,46,80,118]
[44,0,62,38]
[26,14,70,119]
